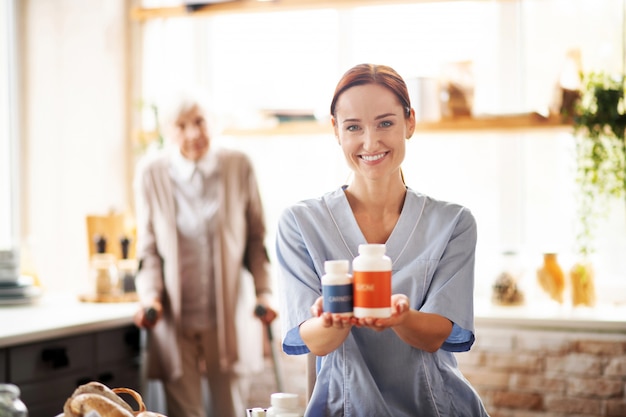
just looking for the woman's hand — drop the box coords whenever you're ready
[311,297,354,329]
[133,301,162,329]
[353,294,410,330]
[254,304,278,325]
[254,293,278,325]
[310,296,354,330]
[301,296,353,355]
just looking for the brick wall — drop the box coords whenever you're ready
[456,326,626,417]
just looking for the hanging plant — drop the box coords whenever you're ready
[571,72,626,257]
[569,72,625,306]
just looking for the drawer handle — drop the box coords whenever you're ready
[41,347,70,369]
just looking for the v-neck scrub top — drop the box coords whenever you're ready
[276,186,490,417]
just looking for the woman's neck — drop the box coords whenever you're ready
[344,177,407,243]
[347,174,406,208]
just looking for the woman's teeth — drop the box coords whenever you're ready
[361,153,386,162]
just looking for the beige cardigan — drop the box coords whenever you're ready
[133,146,272,380]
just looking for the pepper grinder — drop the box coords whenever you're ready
[118,236,137,293]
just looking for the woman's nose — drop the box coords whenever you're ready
[362,129,379,150]
[183,124,201,139]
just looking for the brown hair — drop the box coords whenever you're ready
[330,63,411,118]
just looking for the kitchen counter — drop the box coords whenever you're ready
[0,291,138,348]
[1,293,624,347]
[474,300,626,333]
[5,291,625,417]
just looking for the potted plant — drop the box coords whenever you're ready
[569,72,626,306]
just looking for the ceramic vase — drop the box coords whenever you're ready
[536,253,565,304]
[570,261,596,307]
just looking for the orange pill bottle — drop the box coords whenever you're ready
[352,244,392,318]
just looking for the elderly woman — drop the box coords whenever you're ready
[133,92,276,417]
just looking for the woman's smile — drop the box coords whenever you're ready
[359,151,389,162]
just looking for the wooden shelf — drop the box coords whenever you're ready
[414,112,571,132]
[131,2,574,137]
[222,113,572,136]
[130,0,461,22]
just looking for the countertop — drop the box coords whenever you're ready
[1,292,624,349]
[475,300,626,333]
[0,292,138,348]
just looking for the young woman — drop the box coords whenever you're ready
[276,64,489,417]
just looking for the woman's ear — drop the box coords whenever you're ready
[406,108,416,139]
[331,117,340,143]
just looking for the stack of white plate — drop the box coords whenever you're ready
[0,275,42,305]
[0,249,19,283]
[0,249,42,305]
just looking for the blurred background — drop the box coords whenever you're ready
[1,0,625,307]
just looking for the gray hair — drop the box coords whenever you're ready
[157,89,217,141]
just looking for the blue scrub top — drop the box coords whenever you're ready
[276,186,490,417]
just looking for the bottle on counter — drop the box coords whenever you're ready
[352,244,392,318]
[89,235,119,297]
[0,383,28,417]
[266,393,303,417]
[536,252,565,304]
[491,250,525,306]
[322,260,353,316]
[248,408,267,417]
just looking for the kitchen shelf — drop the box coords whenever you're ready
[130,0,457,22]
[222,113,572,137]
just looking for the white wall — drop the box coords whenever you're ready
[0,0,18,251]
[22,0,130,292]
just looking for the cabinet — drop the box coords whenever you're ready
[0,348,6,381]
[5,325,140,417]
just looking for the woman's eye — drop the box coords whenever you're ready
[346,125,360,132]
[380,120,393,128]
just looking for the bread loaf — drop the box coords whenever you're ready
[67,394,134,417]
[61,381,155,417]
[68,382,134,414]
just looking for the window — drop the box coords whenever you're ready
[137,0,626,305]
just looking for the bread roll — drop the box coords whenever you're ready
[68,393,134,417]
[69,382,134,414]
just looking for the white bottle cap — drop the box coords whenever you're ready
[250,408,266,417]
[358,243,386,254]
[324,259,349,274]
[270,392,299,410]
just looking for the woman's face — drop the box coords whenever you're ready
[332,83,415,182]
[173,104,210,162]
